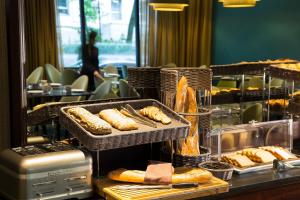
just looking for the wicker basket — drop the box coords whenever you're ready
[27,97,140,126]
[160,68,212,93]
[60,99,191,151]
[128,67,161,89]
[173,146,211,168]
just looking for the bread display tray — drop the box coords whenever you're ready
[60,99,190,151]
[223,155,300,174]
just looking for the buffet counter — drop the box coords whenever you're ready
[197,168,300,200]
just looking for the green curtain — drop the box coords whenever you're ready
[144,0,213,67]
[24,0,59,76]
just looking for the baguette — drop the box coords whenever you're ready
[99,109,138,131]
[174,76,188,113]
[67,107,112,135]
[108,167,212,184]
[179,87,200,156]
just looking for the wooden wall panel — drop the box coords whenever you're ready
[0,0,10,150]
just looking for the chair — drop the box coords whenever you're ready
[60,75,88,102]
[88,81,112,101]
[242,103,263,124]
[61,69,79,85]
[247,76,263,89]
[270,78,283,88]
[45,63,61,83]
[217,79,237,89]
[119,79,139,98]
[121,65,128,80]
[26,66,44,84]
[94,75,106,88]
[162,63,177,68]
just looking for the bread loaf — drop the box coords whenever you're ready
[67,107,112,135]
[99,109,138,131]
[108,167,212,184]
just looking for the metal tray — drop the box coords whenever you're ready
[59,99,190,151]
[233,158,300,174]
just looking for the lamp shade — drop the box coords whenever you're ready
[149,0,189,11]
[219,0,260,8]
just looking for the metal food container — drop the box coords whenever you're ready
[0,143,93,200]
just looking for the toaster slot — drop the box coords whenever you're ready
[32,180,56,187]
[64,175,87,182]
[36,190,55,199]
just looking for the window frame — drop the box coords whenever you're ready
[57,0,140,68]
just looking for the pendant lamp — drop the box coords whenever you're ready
[149,0,189,12]
[219,0,260,8]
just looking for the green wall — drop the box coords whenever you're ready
[212,0,300,65]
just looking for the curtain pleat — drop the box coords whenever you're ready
[24,0,59,76]
[143,0,212,67]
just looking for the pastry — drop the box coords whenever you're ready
[67,107,112,135]
[99,109,138,131]
[259,146,297,160]
[139,106,171,124]
[108,167,212,184]
[222,154,255,168]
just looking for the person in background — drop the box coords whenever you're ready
[81,31,102,91]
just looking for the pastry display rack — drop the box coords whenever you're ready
[268,64,300,119]
[209,119,300,174]
[211,61,297,121]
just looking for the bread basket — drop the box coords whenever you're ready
[173,146,211,168]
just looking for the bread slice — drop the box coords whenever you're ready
[240,148,276,163]
[259,146,297,160]
[222,154,255,168]
[139,106,171,125]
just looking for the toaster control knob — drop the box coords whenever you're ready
[67,187,73,192]
[36,192,43,199]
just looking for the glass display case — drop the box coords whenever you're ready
[209,119,293,160]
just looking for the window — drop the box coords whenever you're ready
[56,0,138,68]
[58,0,69,14]
[111,0,122,20]
[56,0,82,67]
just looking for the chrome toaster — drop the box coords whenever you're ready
[0,143,93,200]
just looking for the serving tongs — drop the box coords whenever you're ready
[273,159,300,172]
[114,183,199,190]
[120,104,157,128]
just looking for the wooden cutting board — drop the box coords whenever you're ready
[94,177,229,200]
